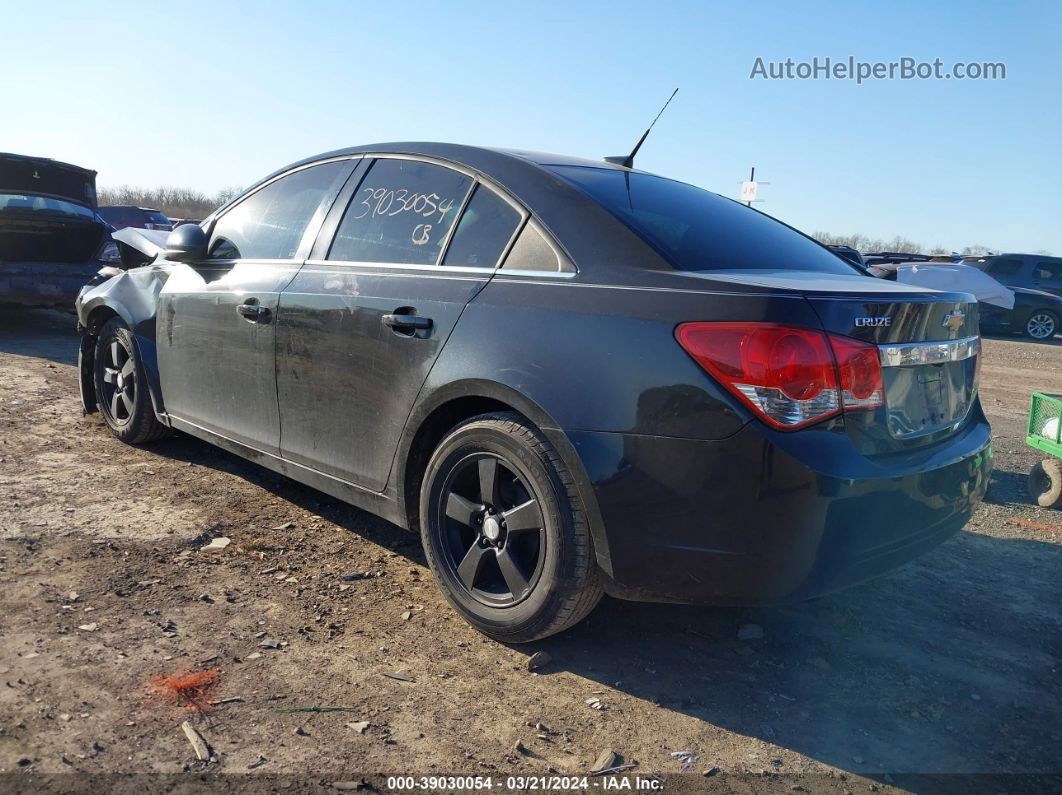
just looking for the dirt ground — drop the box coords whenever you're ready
[0,307,1059,793]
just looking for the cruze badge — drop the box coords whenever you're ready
[855,316,891,328]
[942,308,966,331]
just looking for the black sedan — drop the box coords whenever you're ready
[74,143,991,641]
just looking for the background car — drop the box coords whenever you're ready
[862,251,933,267]
[98,205,173,231]
[167,217,202,229]
[963,253,1062,298]
[0,151,118,307]
[979,286,1062,339]
[826,244,866,269]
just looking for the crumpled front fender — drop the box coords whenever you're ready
[75,264,170,419]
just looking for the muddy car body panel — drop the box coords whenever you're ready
[1,152,114,307]
[75,142,992,610]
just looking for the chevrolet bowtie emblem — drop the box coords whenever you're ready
[942,308,966,331]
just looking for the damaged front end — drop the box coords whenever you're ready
[76,226,172,416]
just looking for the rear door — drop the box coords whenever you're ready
[276,156,525,491]
[157,159,353,453]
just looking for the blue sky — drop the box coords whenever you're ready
[3,0,1059,253]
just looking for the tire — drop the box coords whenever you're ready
[419,412,603,643]
[1024,310,1058,340]
[93,317,171,444]
[1028,459,1062,508]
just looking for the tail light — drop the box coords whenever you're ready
[675,323,884,430]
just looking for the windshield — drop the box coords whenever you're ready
[0,192,96,219]
[549,165,856,274]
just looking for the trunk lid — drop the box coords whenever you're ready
[695,269,981,453]
[0,152,98,209]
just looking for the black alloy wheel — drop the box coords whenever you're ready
[99,337,136,426]
[419,412,603,642]
[93,317,171,444]
[437,452,547,606]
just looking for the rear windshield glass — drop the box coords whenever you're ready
[548,165,855,274]
[0,193,95,219]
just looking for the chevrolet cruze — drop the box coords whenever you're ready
[75,143,992,641]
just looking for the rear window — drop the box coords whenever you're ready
[548,165,856,274]
[0,193,95,219]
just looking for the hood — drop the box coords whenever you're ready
[113,227,170,260]
[0,152,98,209]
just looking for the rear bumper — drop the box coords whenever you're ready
[561,411,992,604]
[0,261,99,308]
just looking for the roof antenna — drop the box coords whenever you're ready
[604,87,679,169]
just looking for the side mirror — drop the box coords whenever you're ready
[165,223,209,262]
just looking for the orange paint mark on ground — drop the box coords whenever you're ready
[148,669,221,712]
[1007,517,1062,534]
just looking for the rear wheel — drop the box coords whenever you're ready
[1024,310,1058,340]
[1028,459,1062,508]
[419,412,602,642]
[93,317,170,444]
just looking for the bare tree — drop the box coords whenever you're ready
[97,186,243,219]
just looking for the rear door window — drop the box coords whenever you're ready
[208,160,349,260]
[328,159,473,265]
[441,184,521,268]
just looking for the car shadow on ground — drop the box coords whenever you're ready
[526,530,1061,777]
[985,467,1032,507]
[145,432,427,562]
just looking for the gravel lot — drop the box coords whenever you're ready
[0,306,1059,792]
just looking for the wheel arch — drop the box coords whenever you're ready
[392,379,614,578]
[77,294,167,420]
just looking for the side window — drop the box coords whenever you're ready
[328,159,472,265]
[500,219,573,273]
[208,161,348,260]
[986,257,1023,277]
[1034,261,1062,281]
[441,184,521,268]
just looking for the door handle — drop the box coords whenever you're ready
[382,313,433,331]
[236,301,271,323]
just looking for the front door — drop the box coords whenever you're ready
[157,159,352,453]
[276,157,525,491]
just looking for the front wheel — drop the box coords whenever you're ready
[93,317,171,444]
[1024,310,1058,340]
[419,412,603,643]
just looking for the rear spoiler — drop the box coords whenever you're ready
[0,152,98,209]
